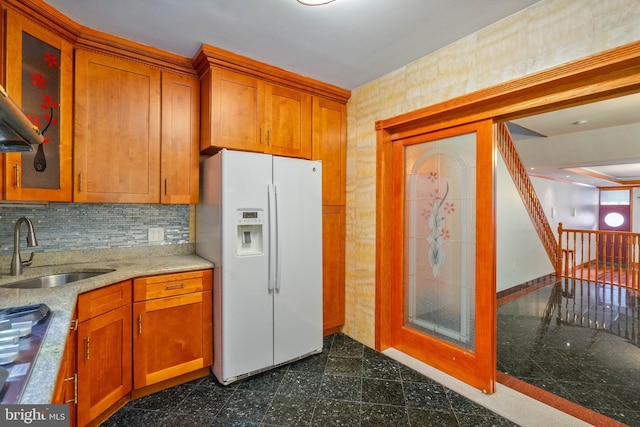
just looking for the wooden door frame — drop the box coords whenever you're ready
[375,41,640,390]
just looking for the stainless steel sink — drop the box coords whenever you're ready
[1,269,115,289]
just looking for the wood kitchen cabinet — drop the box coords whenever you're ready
[200,68,261,153]
[161,71,199,204]
[132,270,212,389]
[200,66,311,158]
[312,97,346,206]
[312,97,347,334]
[52,311,77,427]
[74,48,200,204]
[263,83,311,158]
[322,205,346,334]
[74,48,161,203]
[3,8,73,202]
[76,280,132,427]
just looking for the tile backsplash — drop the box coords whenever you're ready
[0,202,190,255]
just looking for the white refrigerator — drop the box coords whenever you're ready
[196,149,323,385]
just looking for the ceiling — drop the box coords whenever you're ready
[42,0,541,90]
[40,0,640,187]
[510,93,640,188]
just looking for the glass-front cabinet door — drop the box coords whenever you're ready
[3,9,72,201]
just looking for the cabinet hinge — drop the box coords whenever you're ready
[64,373,77,404]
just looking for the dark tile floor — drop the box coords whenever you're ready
[104,334,518,426]
[498,279,640,427]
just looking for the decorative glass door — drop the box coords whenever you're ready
[390,121,495,393]
[404,133,476,350]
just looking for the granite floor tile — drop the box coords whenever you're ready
[318,374,362,401]
[311,398,361,427]
[216,389,274,423]
[127,382,194,411]
[325,355,363,377]
[210,419,260,427]
[361,378,405,406]
[406,407,461,427]
[161,412,215,427]
[105,333,519,426]
[102,408,170,427]
[262,394,316,426]
[236,368,287,393]
[277,370,323,397]
[172,384,230,417]
[498,280,640,427]
[361,346,402,380]
[359,403,409,427]
[403,380,449,410]
[329,334,364,358]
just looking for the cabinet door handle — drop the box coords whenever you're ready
[84,337,90,360]
[78,173,83,192]
[138,315,142,335]
[164,283,185,290]
[164,179,168,195]
[267,129,270,146]
[69,319,78,331]
[14,165,20,188]
[260,128,263,144]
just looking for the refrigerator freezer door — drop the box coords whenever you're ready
[220,150,274,381]
[272,156,323,365]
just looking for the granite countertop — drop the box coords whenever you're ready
[0,247,213,404]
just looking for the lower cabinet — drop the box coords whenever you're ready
[52,269,212,426]
[76,280,132,427]
[51,309,77,427]
[132,270,213,389]
[322,205,345,334]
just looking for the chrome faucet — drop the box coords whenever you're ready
[10,217,39,276]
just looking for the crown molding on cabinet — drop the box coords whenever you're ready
[74,29,197,76]
[193,43,351,104]
[1,0,196,76]
[1,0,80,42]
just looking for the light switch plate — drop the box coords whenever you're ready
[148,227,164,242]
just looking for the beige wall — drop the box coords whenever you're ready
[344,0,640,347]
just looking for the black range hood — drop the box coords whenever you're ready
[0,85,44,152]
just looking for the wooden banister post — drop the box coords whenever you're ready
[557,222,563,277]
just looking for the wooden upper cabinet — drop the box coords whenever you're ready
[201,67,261,154]
[200,67,311,158]
[74,48,161,203]
[265,83,311,159]
[312,97,346,205]
[3,9,73,202]
[161,72,199,204]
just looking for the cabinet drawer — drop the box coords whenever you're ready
[77,280,132,322]
[133,270,212,301]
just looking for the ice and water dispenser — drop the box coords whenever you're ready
[236,210,263,256]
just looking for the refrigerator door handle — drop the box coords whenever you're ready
[274,184,282,291]
[268,183,276,291]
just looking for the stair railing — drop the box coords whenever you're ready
[494,122,560,273]
[558,222,640,291]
